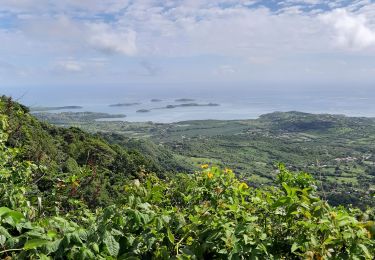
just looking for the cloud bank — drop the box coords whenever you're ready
[321,9,375,50]
[0,0,374,87]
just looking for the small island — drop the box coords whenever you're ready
[164,103,220,109]
[175,98,195,102]
[136,109,151,113]
[151,99,162,102]
[30,106,83,112]
[109,102,140,107]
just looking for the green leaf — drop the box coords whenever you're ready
[243,234,249,245]
[24,239,49,250]
[0,207,12,217]
[0,226,11,238]
[180,247,195,256]
[0,234,6,246]
[36,254,51,260]
[291,242,299,253]
[282,182,291,195]
[79,247,95,259]
[103,232,119,257]
[92,243,100,253]
[6,211,25,225]
[338,219,352,227]
[162,215,171,224]
[45,238,62,254]
[0,207,24,226]
[261,233,267,240]
[47,230,58,239]
[167,228,175,244]
[358,244,371,259]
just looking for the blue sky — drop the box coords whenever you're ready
[0,0,375,90]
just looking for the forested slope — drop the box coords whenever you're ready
[1,96,189,208]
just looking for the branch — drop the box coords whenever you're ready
[0,248,23,254]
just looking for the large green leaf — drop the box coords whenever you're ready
[103,232,119,257]
[24,239,49,250]
[0,207,12,217]
[5,211,25,225]
[0,208,25,227]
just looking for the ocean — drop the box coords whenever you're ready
[2,85,375,123]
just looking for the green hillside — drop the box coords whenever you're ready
[1,96,191,209]
[1,96,374,259]
[34,110,375,209]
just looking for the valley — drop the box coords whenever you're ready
[34,110,375,209]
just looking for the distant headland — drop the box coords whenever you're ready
[30,106,83,112]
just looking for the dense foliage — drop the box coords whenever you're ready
[1,96,188,209]
[1,97,374,259]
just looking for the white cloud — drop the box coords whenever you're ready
[0,0,131,14]
[1,0,375,86]
[5,1,375,59]
[52,57,109,74]
[0,0,46,12]
[280,0,322,5]
[321,9,375,50]
[87,23,137,56]
[19,16,137,56]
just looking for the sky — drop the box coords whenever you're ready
[1,0,375,91]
